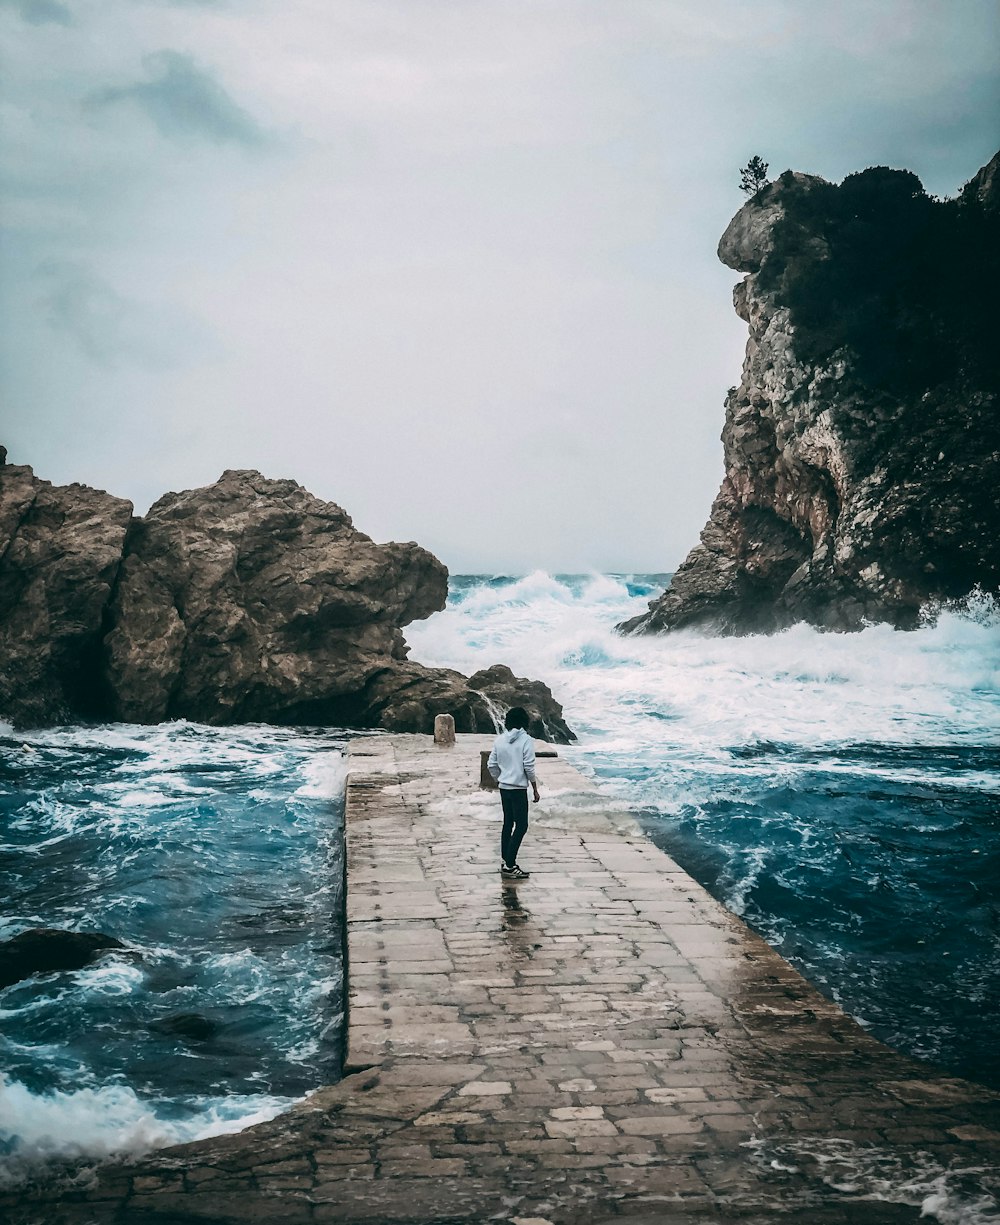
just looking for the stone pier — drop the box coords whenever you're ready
[4,734,999,1224]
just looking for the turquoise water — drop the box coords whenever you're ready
[0,723,346,1182]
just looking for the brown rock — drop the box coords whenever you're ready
[0,457,574,738]
[467,663,574,743]
[0,458,132,725]
[622,150,1000,636]
[356,661,574,744]
[103,470,449,724]
[962,148,1000,210]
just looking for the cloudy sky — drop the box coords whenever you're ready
[2,0,997,572]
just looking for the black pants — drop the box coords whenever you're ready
[500,787,529,867]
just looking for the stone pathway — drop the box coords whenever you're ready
[5,734,999,1224]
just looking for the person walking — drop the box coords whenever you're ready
[487,707,539,880]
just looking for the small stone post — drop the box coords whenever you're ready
[433,713,456,746]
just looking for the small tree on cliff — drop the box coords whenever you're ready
[739,155,770,196]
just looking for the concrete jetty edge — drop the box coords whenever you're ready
[3,732,999,1224]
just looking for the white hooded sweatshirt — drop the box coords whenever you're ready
[487,727,537,789]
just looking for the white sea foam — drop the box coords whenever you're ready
[406,574,1000,756]
[294,750,348,800]
[9,720,314,775]
[745,1137,1000,1225]
[0,1075,294,1188]
[116,789,178,808]
[67,958,145,997]
[721,845,770,917]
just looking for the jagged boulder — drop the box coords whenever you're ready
[0,450,133,726]
[104,470,449,724]
[622,151,1000,635]
[0,928,125,990]
[467,664,574,742]
[359,660,574,743]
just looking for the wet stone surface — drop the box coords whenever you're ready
[4,734,999,1224]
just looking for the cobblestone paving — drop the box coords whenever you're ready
[4,734,999,1224]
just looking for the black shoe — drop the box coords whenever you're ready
[500,862,514,875]
[507,864,530,879]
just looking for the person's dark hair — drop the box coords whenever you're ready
[504,706,531,731]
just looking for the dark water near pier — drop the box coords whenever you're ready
[0,723,346,1181]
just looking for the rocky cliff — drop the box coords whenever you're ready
[0,457,572,740]
[622,150,1000,635]
[0,447,133,725]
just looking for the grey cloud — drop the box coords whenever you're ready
[87,50,266,147]
[37,260,210,369]
[6,0,999,570]
[0,0,72,24]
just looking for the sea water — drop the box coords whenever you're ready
[407,573,1000,1090]
[0,723,347,1185]
[1,573,998,1188]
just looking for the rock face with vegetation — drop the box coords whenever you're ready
[0,457,572,740]
[622,151,1000,635]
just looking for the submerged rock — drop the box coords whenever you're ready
[0,928,125,990]
[0,450,132,726]
[154,1013,220,1043]
[622,150,1000,635]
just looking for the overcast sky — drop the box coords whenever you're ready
[2,0,997,572]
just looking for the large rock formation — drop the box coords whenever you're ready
[0,457,572,740]
[0,447,133,725]
[622,151,1000,635]
[104,470,449,725]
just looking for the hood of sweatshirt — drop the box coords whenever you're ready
[504,728,525,742]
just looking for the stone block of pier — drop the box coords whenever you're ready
[5,734,999,1224]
